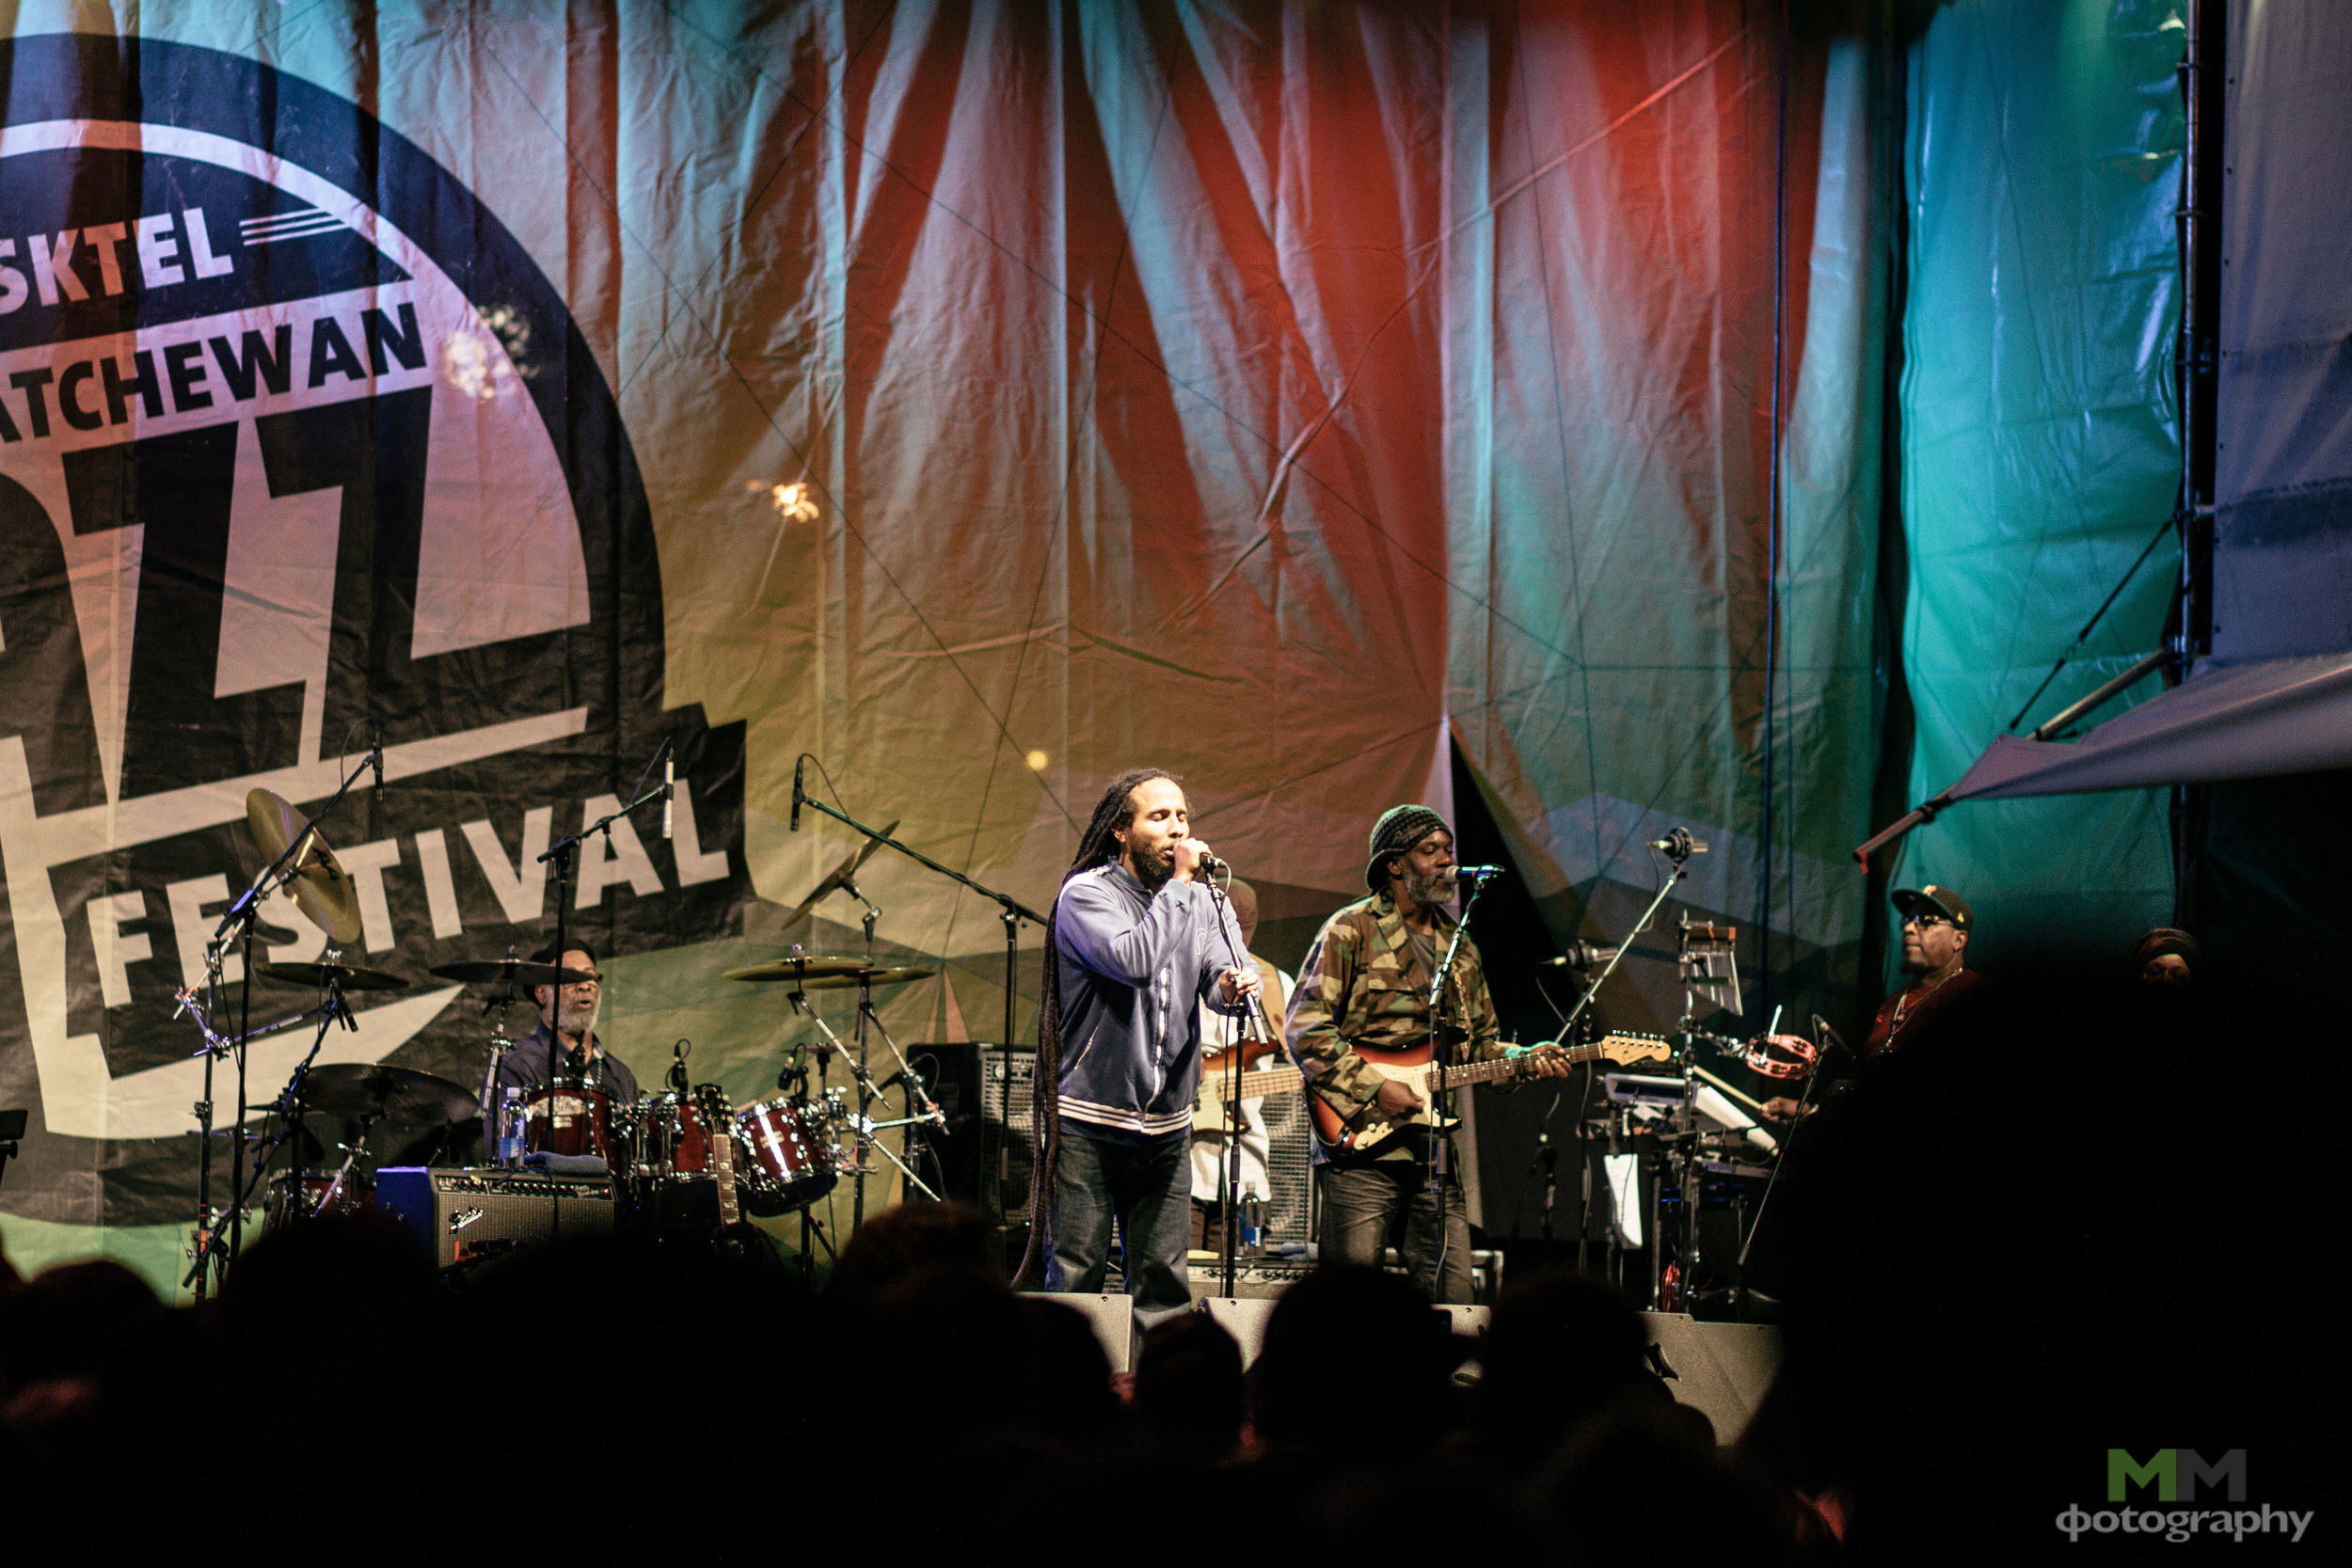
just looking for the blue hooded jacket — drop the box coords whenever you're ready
[1052,863,1248,1141]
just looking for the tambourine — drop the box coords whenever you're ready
[1742,1032,1819,1080]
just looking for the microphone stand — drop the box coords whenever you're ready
[1736,1017,1834,1275]
[535,748,671,1247]
[1548,844,1692,1044]
[1201,874,1272,1302]
[1422,869,1498,1302]
[788,788,1046,1052]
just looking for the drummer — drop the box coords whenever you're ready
[490,941,641,1103]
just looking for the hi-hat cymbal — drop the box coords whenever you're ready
[301,1063,479,1127]
[777,820,900,928]
[429,958,576,989]
[253,959,409,992]
[246,789,365,945]
[788,964,936,993]
[723,953,890,983]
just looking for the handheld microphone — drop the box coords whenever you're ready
[1648,828,1708,856]
[661,752,675,841]
[791,755,805,832]
[1540,942,1620,969]
[372,723,385,808]
[1196,849,1230,878]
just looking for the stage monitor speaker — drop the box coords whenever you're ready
[377,1166,615,1268]
[1023,1291,1135,1372]
[1639,1311,1782,1444]
[1199,1295,1278,1368]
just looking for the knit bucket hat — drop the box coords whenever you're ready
[1366,804,1452,893]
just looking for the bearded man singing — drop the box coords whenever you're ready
[1031,769,1261,1325]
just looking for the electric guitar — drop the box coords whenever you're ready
[1192,1041,1303,1132]
[1309,1033,1673,1153]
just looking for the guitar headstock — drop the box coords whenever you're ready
[1595,1032,1672,1066]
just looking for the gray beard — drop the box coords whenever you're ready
[548,995,596,1038]
[1403,870,1456,907]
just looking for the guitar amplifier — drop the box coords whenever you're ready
[906,1043,1035,1224]
[376,1166,614,1267]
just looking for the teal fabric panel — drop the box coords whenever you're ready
[1893,0,2183,973]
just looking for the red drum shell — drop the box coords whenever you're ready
[735,1097,837,1213]
[512,1085,620,1164]
[262,1171,376,1231]
[629,1090,714,1175]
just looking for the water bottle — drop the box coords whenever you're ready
[1240,1188,1265,1255]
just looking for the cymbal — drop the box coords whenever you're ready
[723,953,889,983]
[253,959,410,992]
[774,964,937,993]
[301,1063,479,1127]
[777,820,900,928]
[246,789,364,945]
[429,958,576,990]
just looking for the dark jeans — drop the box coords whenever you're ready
[1318,1154,1474,1304]
[1047,1130,1195,1323]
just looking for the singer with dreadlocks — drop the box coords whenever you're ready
[1028,769,1261,1326]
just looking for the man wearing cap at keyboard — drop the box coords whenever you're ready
[1762,883,1988,1122]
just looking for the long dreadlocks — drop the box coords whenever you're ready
[1014,767,1180,1286]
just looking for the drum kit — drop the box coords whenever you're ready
[181,738,955,1293]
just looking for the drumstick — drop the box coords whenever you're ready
[1692,1064,1767,1113]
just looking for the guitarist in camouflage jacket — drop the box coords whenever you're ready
[1285,805,1568,1302]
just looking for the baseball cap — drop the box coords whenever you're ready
[1891,884,1973,930]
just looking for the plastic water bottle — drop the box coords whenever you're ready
[1240,1188,1265,1255]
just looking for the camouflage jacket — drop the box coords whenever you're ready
[1283,890,1505,1125]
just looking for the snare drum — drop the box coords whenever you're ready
[734,1097,837,1213]
[628,1090,714,1176]
[262,1170,375,1231]
[501,1085,621,1164]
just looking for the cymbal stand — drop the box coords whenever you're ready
[195,741,379,1288]
[183,974,354,1287]
[855,993,947,1200]
[176,975,352,1289]
[786,985,938,1200]
[850,880,879,1228]
[313,1112,380,1217]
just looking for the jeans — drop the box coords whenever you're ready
[1318,1154,1474,1304]
[1047,1130,1195,1323]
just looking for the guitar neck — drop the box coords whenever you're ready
[699,1090,740,1225]
[1198,1066,1303,1104]
[1431,1041,1609,1091]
